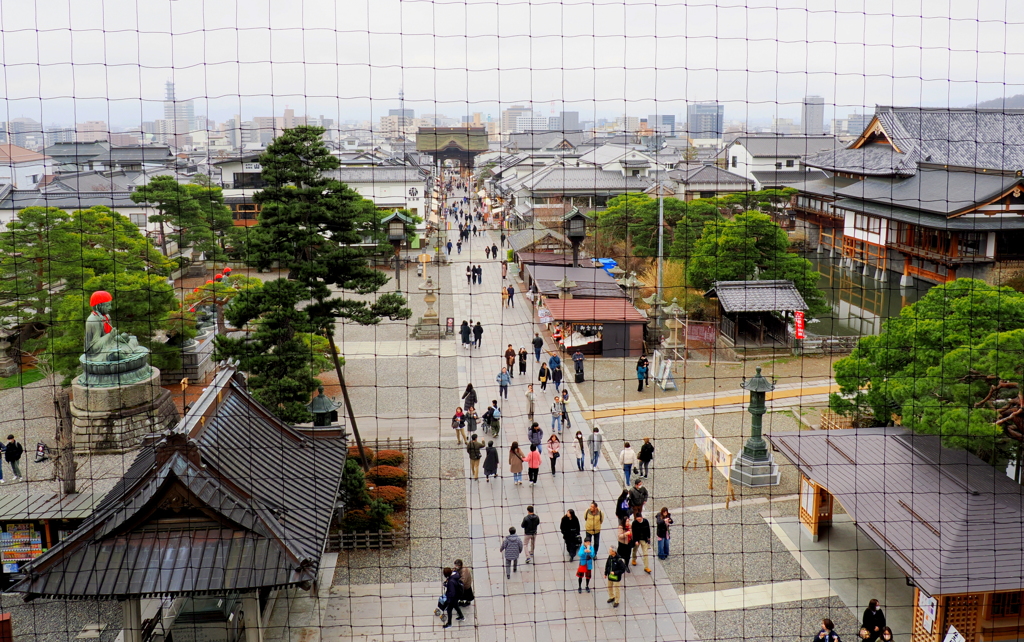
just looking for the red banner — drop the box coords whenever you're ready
[794,310,806,340]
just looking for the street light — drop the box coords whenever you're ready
[382,211,412,291]
[562,207,592,268]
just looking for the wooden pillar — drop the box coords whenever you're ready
[42,520,52,549]
[122,598,142,642]
[243,594,263,642]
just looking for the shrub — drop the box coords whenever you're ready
[348,445,375,464]
[366,465,408,488]
[341,458,369,508]
[375,449,405,467]
[368,485,407,510]
[342,500,394,532]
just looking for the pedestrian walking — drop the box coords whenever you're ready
[466,265,472,285]
[496,368,511,399]
[616,515,634,571]
[576,537,595,593]
[440,567,465,627]
[460,320,472,348]
[500,232,506,247]
[572,431,585,471]
[548,350,562,370]
[525,384,536,421]
[501,287,508,307]
[504,345,516,377]
[475,264,482,284]
[532,333,544,362]
[550,394,564,433]
[506,284,515,308]
[525,445,542,485]
[559,509,581,560]
[457,239,463,254]
[502,261,508,280]
[453,560,473,606]
[637,354,650,386]
[509,442,525,484]
[560,389,572,430]
[451,407,467,444]
[862,600,886,642]
[538,363,550,391]
[636,362,648,392]
[485,246,491,259]
[466,434,483,480]
[585,502,604,555]
[464,405,479,435]
[586,425,603,470]
[473,322,483,348]
[880,628,893,642]
[547,434,561,474]
[461,383,478,410]
[518,346,528,376]
[656,507,674,560]
[814,619,841,642]
[604,548,626,608]
[552,365,563,393]
[483,441,499,481]
[572,349,585,374]
[490,242,498,259]
[629,479,649,517]
[619,442,637,486]
[482,400,501,435]
[521,506,540,562]
[630,513,652,574]
[528,422,544,454]
[4,434,23,481]
[446,240,452,255]
[615,488,631,520]
[638,437,654,478]
[500,527,523,579]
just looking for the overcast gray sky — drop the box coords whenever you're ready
[1,0,1021,127]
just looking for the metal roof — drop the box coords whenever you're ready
[0,189,142,211]
[508,226,571,252]
[0,492,102,522]
[13,369,346,600]
[526,264,626,299]
[751,169,831,186]
[766,427,1024,596]
[704,280,808,313]
[731,136,842,158]
[542,298,646,323]
[833,198,1024,231]
[527,167,653,192]
[833,167,1021,215]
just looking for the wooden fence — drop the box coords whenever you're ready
[329,437,413,551]
[799,334,860,355]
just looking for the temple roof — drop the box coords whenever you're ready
[12,369,346,600]
[416,127,489,153]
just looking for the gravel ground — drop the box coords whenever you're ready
[333,440,470,585]
[573,352,839,410]
[0,595,122,642]
[687,595,860,642]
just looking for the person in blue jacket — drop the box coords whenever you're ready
[576,536,596,593]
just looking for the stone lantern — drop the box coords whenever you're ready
[730,367,781,487]
[662,298,686,347]
[617,273,643,302]
[562,207,592,268]
[411,276,443,339]
[307,385,342,427]
[554,275,577,299]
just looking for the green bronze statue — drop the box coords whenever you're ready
[78,290,152,387]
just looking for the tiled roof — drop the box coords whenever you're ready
[670,164,753,186]
[506,131,589,151]
[767,427,1024,596]
[0,143,48,163]
[731,135,842,158]
[705,280,808,313]
[542,298,646,323]
[0,189,140,210]
[415,127,489,152]
[324,166,428,184]
[833,198,1024,231]
[508,225,569,251]
[528,167,652,192]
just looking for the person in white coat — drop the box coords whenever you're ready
[619,442,637,487]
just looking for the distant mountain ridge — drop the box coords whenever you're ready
[974,95,1024,109]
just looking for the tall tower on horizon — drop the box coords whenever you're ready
[163,80,196,133]
[802,95,825,135]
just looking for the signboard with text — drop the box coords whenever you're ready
[794,310,806,340]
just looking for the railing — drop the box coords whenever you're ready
[799,334,860,355]
[888,240,992,264]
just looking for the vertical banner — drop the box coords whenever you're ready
[794,310,806,340]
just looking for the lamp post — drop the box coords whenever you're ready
[382,211,411,291]
[730,366,781,487]
[563,207,592,268]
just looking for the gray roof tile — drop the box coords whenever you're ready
[731,135,842,158]
[704,280,808,312]
[834,168,1021,215]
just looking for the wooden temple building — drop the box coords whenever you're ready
[10,368,347,642]
[704,280,807,359]
[767,427,1024,642]
[792,106,1024,286]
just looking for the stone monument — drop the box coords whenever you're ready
[410,276,443,340]
[70,290,179,453]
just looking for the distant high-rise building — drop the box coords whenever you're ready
[501,105,533,134]
[687,103,725,139]
[1,118,43,149]
[846,112,872,136]
[772,117,800,135]
[44,126,76,146]
[616,116,640,132]
[548,111,580,132]
[515,115,549,132]
[648,114,676,136]
[801,95,825,135]
[389,109,414,119]
[164,81,196,133]
[76,120,109,142]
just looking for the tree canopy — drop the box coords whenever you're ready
[686,211,828,316]
[131,176,233,260]
[831,279,1024,460]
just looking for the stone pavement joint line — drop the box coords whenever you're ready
[583,383,840,420]
[678,578,836,613]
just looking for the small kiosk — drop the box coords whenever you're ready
[767,427,1024,642]
[541,298,646,357]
